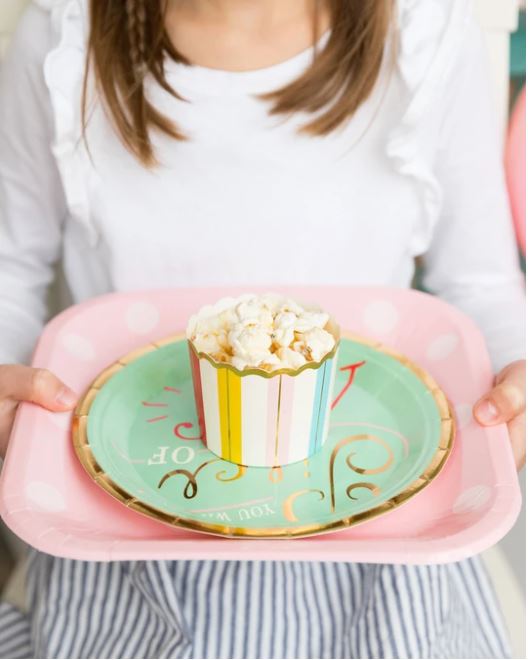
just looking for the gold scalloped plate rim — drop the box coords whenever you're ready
[72,332,455,539]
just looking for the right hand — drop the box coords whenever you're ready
[0,365,78,458]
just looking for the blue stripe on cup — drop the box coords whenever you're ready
[308,358,333,457]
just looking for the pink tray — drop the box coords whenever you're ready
[0,287,521,564]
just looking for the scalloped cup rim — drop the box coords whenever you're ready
[188,323,340,379]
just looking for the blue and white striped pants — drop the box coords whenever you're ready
[0,553,510,659]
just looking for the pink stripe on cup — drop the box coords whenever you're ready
[189,346,206,443]
[276,375,295,465]
[266,376,281,466]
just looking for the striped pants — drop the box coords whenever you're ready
[0,553,510,659]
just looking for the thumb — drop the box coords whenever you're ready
[474,368,525,426]
[0,365,78,412]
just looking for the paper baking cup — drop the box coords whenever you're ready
[188,323,340,468]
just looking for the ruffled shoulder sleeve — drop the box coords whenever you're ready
[387,0,473,255]
[35,0,99,245]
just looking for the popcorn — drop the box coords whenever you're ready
[187,293,337,372]
[258,353,283,371]
[272,311,297,348]
[235,299,273,327]
[192,332,227,356]
[260,292,284,312]
[231,356,250,371]
[279,301,304,315]
[193,315,224,335]
[294,311,329,332]
[276,346,307,369]
[227,324,273,367]
[302,327,336,362]
[218,308,239,329]
[272,326,295,349]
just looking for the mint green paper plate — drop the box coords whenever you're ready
[72,334,454,538]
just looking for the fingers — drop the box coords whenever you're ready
[474,381,525,425]
[508,413,526,471]
[0,365,78,411]
[474,361,526,426]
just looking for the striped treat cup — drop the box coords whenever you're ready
[188,322,340,468]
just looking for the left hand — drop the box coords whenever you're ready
[474,360,526,471]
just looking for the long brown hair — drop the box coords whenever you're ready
[84,1,392,167]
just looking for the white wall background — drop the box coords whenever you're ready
[0,0,526,655]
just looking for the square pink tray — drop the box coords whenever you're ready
[0,287,521,564]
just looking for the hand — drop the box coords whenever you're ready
[0,365,78,459]
[474,360,526,470]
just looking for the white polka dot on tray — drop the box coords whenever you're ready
[26,481,66,512]
[60,333,96,361]
[426,333,460,361]
[455,403,473,429]
[125,301,160,334]
[452,485,492,514]
[362,300,399,335]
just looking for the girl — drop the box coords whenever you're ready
[0,0,525,658]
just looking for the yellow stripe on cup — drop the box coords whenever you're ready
[228,371,242,463]
[217,368,242,464]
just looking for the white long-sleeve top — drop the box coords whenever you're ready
[0,0,525,372]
